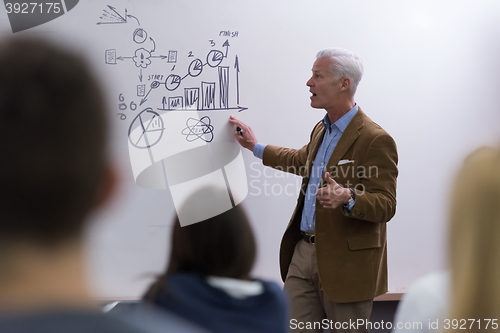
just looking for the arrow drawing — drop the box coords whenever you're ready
[234,55,240,105]
[140,86,155,106]
[150,37,156,53]
[140,81,162,106]
[127,14,140,25]
[222,106,247,112]
[223,39,230,58]
[140,89,152,106]
[156,106,248,112]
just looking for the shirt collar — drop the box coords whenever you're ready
[322,104,358,132]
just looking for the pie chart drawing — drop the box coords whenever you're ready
[133,28,148,44]
[165,74,182,91]
[128,108,165,149]
[188,58,203,77]
[206,50,224,68]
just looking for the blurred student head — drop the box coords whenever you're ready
[448,146,500,326]
[0,37,112,250]
[0,37,116,311]
[145,189,256,299]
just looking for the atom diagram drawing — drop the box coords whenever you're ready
[181,116,214,143]
[128,108,165,149]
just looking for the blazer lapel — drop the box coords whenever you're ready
[327,108,365,167]
[305,123,326,178]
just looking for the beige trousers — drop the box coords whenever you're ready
[284,239,373,333]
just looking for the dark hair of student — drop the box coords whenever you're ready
[0,38,107,247]
[144,203,257,301]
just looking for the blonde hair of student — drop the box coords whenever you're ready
[448,146,500,331]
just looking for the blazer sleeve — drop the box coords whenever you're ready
[261,121,323,177]
[348,133,398,223]
[261,144,309,177]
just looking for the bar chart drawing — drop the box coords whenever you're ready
[150,49,243,113]
[185,88,199,110]
[201,82,216,110]
[168,96,183,110]
[219,66,229,109]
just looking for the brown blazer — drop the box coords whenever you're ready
[262,108,398,303]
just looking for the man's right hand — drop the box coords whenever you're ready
[229,116,258,151]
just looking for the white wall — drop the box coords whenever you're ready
[1,0,500,299]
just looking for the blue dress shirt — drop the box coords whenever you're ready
[253,105,358,233]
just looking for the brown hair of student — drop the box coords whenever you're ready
[0,38,107,247]
[448,146,500,331]
[144,202,257,301]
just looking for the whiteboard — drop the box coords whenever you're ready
[1,0,500,299]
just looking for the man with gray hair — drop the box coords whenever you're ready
[230,48,398,332]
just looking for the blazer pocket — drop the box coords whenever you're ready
[348,235,381,250]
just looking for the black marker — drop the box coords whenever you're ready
[236,126,243,136]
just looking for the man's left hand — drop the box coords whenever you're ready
[316,172,351,209]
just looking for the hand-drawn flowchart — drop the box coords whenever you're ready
[99,5,248,226]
